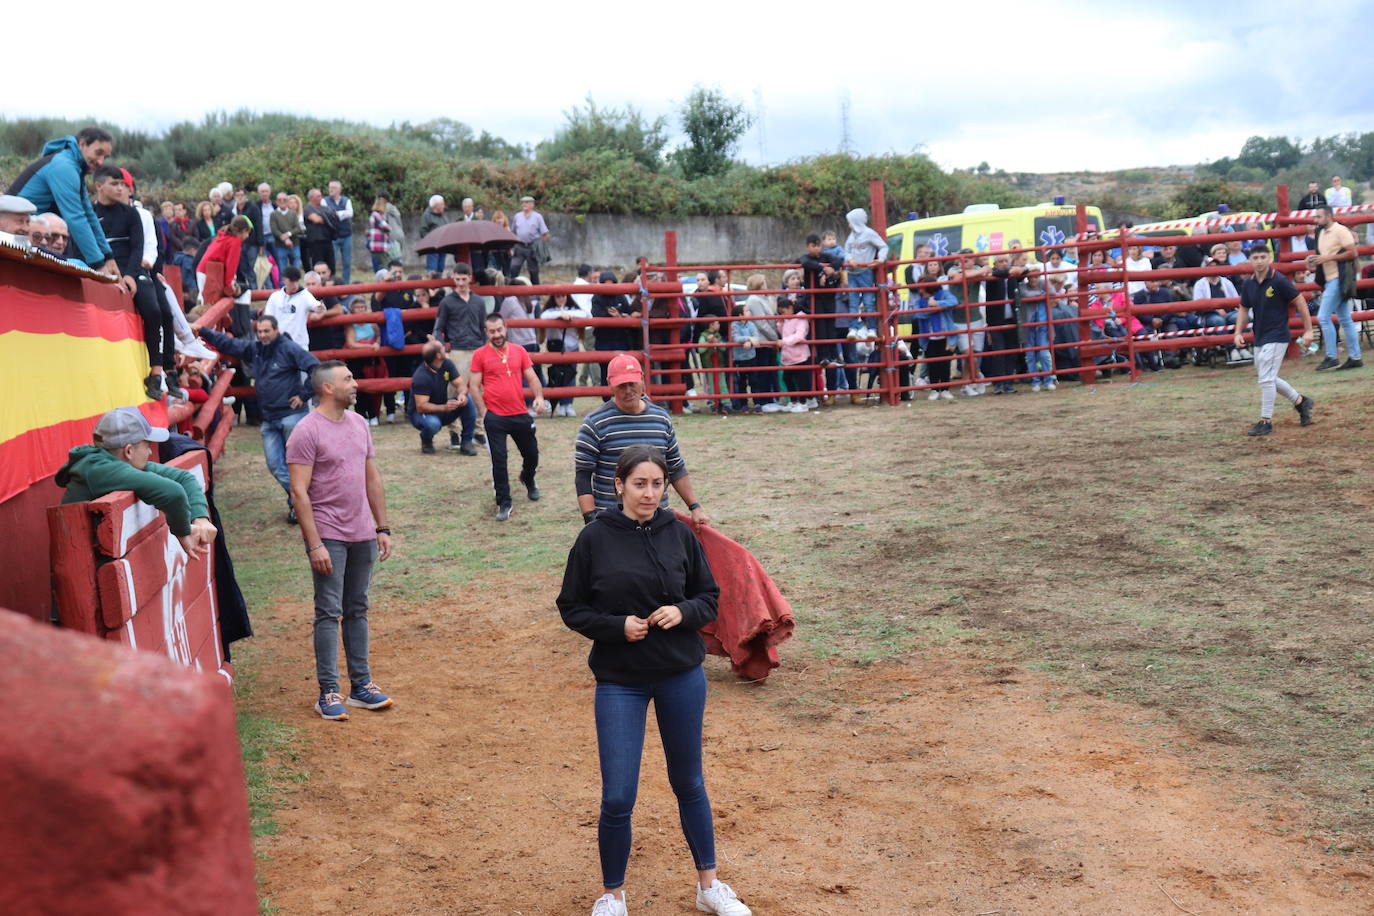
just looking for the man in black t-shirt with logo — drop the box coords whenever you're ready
[1234,247,1315,437]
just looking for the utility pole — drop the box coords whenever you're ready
[839,88,853,154]
[753,84,767,163]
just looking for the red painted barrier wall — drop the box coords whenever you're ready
[48,450,230,682]
[0,608,256,915]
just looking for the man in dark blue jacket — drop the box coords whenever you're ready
[198,314,319,522]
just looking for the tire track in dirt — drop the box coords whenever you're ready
[253,572,1369,915]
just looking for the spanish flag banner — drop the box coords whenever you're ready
[0,253,166,503]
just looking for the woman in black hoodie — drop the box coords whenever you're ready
[557,446,752,916]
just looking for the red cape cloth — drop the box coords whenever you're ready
[674,510,795,681]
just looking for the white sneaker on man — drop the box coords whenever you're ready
[1045,380,1058,391]
[696,880,751,915]
[760,402,784,412]
[962,385,981,397]
[939,389,954,400]
[927,390,940,400]
[804,398,819,410]
[590,892,627,916]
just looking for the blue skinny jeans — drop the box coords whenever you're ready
[595,665,715,890]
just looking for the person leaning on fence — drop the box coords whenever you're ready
[197,313,319,524]
[574,353,710,526]
[1308,204,1363,372]
[1235,246,1315,437]
[946,250,989,395]
[775,293,815,411]
[740,274,780,410]
[287,360,394,720]
[912,268,958,400]
[591,270,635,392]
[543,291,589,417]
[556,444,752,916]
[409,340,477,456]
[1016,269,1057,391]
[57,407,218,560]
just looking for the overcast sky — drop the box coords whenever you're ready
[9,0,1373,174]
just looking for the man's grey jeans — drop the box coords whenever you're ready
[311,538,377,693]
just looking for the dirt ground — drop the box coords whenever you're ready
[222,364,1374,915]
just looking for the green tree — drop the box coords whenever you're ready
[670,85,754,180]
[1236,135,1301,174]
[1162,179,1270,220]
[537,96,668,172]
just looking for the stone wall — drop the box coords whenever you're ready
[347,212,816,276]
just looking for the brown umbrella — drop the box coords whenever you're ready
[414,220,519,256]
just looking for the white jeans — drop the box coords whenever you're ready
[1254,342,1299,419]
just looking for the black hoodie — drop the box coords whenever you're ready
[557,506,719,685]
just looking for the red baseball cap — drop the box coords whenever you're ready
[607,354,643,386]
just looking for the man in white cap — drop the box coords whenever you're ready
[55,407,218,558]
[509,195,550,285]
[0,194,36,242]
[573,353,710,528]
[418,194,449,273]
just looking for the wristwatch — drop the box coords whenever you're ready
[688,502,702,512]
[375,526,391,535]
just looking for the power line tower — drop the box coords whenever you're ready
[753,84,767,163]
[839,88,853,154]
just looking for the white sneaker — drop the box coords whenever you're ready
[760,403,783,413]
[962,385,981,397]
[785,403,807,412]
[1046,381,1058,391]
[368,416,379,426]
[846,327,860,340]
[927,390,940,400]
[591,893,627,916]
[222,396,236,406]
[1030,383,1041,392]
[696,880,751,916]
[939,389,954,400]
[804,398,819,410]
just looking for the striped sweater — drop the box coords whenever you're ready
[574,399,688,509]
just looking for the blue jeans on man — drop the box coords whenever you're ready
[261,409,308,499]
[1317,277,1361,360]
[273,243,301,282]
[408,401,476,446]
[240,243,259,289]
[847,267,876,332]
[426,252,447,273]
[333,237,352,284]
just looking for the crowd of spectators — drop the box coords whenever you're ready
[2,124,1367,422]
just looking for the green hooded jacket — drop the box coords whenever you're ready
[55,445,208,537]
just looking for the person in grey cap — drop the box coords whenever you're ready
[510,195,550,285]
[0,194,36,241]
[55,408,218,559]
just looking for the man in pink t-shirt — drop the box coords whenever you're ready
[287,360,395,721]
[471,313,548,521]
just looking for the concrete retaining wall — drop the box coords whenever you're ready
[344,213,817,276]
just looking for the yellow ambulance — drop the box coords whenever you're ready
[885,203,1106,271]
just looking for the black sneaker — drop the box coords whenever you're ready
[1337,357,1364,370]
[143,374,163,401]
[1246,419,1273,437]
[1295,395,1314,426]
[1314,357,1340,371]
[166,383,189,401]
[459,442,478,456]
[519,475,541,501]
[496,504,513,521]
[420,441,436,455]
[448,432,462,450]
[474,433,487,447]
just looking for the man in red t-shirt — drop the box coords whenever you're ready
[471,313,549,520]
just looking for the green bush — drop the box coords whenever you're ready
[1162,180,1271,220]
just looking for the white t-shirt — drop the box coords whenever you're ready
[1124,256,1152,296]
[571,276,593,311]
[263,287,321,350]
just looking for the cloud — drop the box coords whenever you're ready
[8,0,1374,174]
